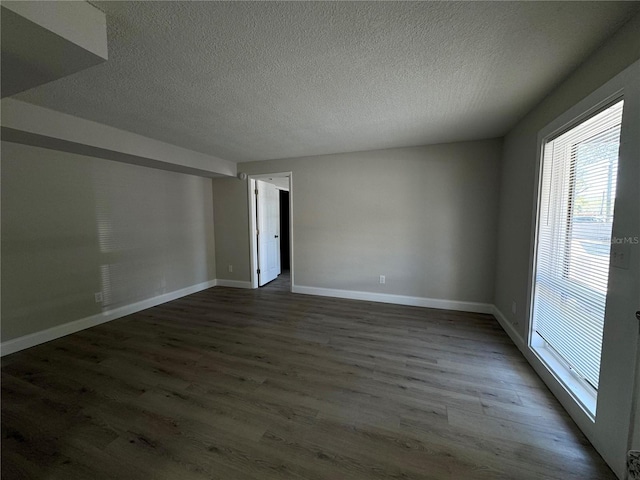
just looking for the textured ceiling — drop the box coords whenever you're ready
[14,1,640,162]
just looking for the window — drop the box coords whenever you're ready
[531,99,624,412]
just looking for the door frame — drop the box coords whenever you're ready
[247,172,293,290]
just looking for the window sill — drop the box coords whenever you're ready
[531,343,597,420]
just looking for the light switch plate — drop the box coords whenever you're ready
[611,242,630,269]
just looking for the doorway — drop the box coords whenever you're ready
[248,173,293,290]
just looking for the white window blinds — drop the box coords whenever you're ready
[532,99,624,391]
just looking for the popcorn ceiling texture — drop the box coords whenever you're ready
[15,1,639,162]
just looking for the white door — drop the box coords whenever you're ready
[256,180,281,286]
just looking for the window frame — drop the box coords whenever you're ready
[528,92,624,420]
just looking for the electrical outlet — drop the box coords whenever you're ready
[228,264,233,273]
[511,301,517,315]
[379,275,385,285]
[94,292,103,303]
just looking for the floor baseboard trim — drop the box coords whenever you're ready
[490,304,603,464]
[490,305,526,351]
[291,285,493,314]
[215,279,253,289]
[0,279,217,357]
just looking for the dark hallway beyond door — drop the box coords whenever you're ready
[279,190,290,271]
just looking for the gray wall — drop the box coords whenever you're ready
[215,139,502,304]
[212,177,251,282]
[1,141,216,342]
[493,12,640,476]
[494,12,640,336]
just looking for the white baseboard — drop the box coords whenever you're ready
[215,279,253,289]
[0,284,512,357]
[490,305,526,351]
[292,284,493,314]
[0,279,217,357]
[490,305,599,459]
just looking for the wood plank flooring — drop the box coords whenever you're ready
[1,273,615,479]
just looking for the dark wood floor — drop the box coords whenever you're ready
[2,273,615,479]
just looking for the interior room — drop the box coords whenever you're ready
[1,2,639,479]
